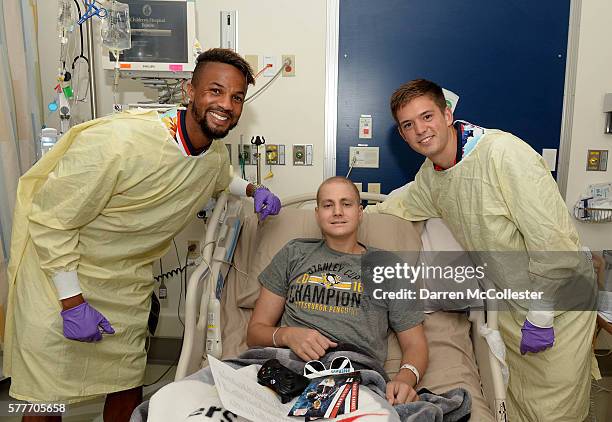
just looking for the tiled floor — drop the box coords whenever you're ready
[0,364,176,422]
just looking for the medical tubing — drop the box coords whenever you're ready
[72,0,85,57]
[244,60,286,104]
[177,246,189,327]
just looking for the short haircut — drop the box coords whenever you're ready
[316,176,361,205]
[390,79,447,123]
[191,48,255,87]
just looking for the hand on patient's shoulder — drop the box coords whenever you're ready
[280,327,337,361]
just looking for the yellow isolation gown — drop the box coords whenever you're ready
[366,129,597,422]
[4,109,231,403]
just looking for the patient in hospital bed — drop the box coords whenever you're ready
[246,176,428,406]
[132,177,476,422]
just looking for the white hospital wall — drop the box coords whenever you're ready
[196,0,328,198]
[565,0,612,251]
[35,0,327,337]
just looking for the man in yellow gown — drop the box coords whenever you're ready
[366,79,597,421]
[4,48,281,421]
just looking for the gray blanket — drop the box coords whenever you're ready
[131,346,471,422]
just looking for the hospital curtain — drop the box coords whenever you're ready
[0,0,43,345]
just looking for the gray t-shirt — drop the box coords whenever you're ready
[259,238,423,365]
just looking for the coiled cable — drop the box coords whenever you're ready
[154,264,188,283]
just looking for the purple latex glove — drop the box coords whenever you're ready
[61,301,115,342]
[520,320,554,355]
[253,187,281,220]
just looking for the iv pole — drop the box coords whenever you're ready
[86,14,98,119]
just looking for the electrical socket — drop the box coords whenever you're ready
[282,55,295,77]
[187,240,201,265]
[367,183,381,194]
[263,56,276,77]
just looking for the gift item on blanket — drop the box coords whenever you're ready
[289,371,361,419]
[132,347,471,422]
[229,347,472,422]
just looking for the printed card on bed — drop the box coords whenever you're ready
[288,372,360,420]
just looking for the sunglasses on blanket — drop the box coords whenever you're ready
[303,356,354,379]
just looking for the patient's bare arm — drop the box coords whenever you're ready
[386,324,428,405]
[247,287,337,361]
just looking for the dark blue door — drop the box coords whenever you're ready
[337,0,570,192]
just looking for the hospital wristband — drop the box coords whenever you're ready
[399,363,420,385]
[52,271,83,300]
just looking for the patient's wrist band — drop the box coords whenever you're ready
[399,363,420,385]
[272,327,281,347]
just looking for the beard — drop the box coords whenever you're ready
[190,101,237,140]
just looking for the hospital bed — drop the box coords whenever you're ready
[175,192,507,422]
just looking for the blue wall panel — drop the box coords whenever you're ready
[337,0,570,193]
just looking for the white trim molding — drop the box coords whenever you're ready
[557,0,581,199]
[324,0,340,178]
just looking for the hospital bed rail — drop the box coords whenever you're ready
[175,191,507,421]
[176,192,233,380]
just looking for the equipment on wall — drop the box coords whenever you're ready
[101,0,197,78]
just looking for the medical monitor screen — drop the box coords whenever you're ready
[114,0,188,64]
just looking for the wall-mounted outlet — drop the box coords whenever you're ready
[282,55,295,77]
[349,146,379,168]
[293,144,313,166]
[187,240,201,265]
[587,149,608,171]
[263,55,276,77]
[265,144,286,165]
[367,183,381,194]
